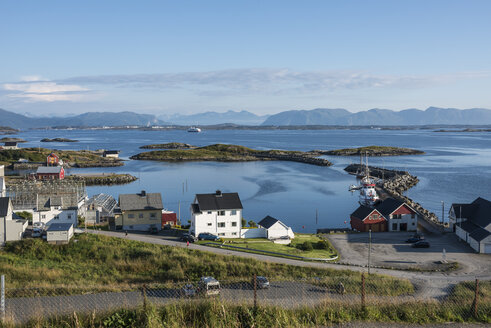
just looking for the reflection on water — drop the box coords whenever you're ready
[9,128,491,232]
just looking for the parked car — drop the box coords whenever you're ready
[32,222,46,238]
[252,276,270,289]
[412,240,430,248]
[196,277,220,296]
[197,233,220,241]
[181,283,196,297]
[149,227,159,234]
[180,234,196,243]
[406,233,424,243]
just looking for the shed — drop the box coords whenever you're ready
[46,223,73,244]
[257,215,295,240]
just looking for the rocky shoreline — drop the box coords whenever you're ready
[320,146,424,156]
[140,142,196,149]
[40,138,79,142]
[66,173,137,186]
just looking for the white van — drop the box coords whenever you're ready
[197,277,220,296]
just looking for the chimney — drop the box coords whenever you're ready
[215,190,222,197]
[141,190,146,197]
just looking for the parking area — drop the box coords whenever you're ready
[325,231,491,273]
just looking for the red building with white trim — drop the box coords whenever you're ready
[36,166,65,180]
[350,206,387,232]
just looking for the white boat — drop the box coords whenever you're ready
[350,152,380,207]
[187,126,201,133]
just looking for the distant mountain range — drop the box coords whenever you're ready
[1,107,491,129]
[262,107,491,126]
[0,108,167,129]
[159,110,269,125]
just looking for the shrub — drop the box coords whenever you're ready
[316,240,330,250]
[297,241,313,251]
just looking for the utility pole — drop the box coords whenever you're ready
[441,201,445,224]
[178,201,181,222]
[315,209,318,225]
[368,229,372,274]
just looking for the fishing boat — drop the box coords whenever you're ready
[187,126,202,133]
[349,153,380,206]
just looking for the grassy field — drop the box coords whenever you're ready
[197,233,338,260]
[3,295,489,327]
[0,234,411,296]
[0,148,122,167]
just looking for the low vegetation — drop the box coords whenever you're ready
[65,173,137,186]
[198,234,338,260]
[0,234,410,296]
[140,142,196,149]
[0,148,122,167]
[4,296,489,328]
[321,145,424,156]
[40,138,79,142]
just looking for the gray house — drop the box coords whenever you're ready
[0,197,28,244]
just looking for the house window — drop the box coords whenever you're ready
[41,215,46,219]
[412,222,415,226]
[218,222,225,228]
[371,214,378,220]
[231,210,237,216]
[218,233,225,236]
[411,213,416,219]
[139,213,144,218]
[54,216,59,220]
[231,222,237,227]
[67,215,72,219]
[218,210,225,216]
[129,225,134,229]
[392,223,398,231]
[207,211,212,214]
[128,214,135,218]
[231,232,237,236]
[150,213,156,219]
[207,223,212,226]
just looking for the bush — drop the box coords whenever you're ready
[15,211,33,224]
[316,240,330,250]
[297,241,313,251]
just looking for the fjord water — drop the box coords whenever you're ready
[13,129,491,232]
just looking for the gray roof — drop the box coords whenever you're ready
[451,197,491,229]
[258,215,279,229]
[459,220,479,234]
[119,191,163,211]
[36,166,63,174]
[4,142,17,146]
[191,203,201,214]
[469,227,491,242]
[0,197,11,217]
[350,205,382,220]
[376,198,414,218]
[47,223,73,232]
[37,195,66,211]
[195,191,242,211]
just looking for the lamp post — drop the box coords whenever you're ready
[441,201,445,224]
[368,229,372,274]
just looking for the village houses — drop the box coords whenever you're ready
[114,190,163,231]
[0,197,28,244]
[190,190,243,238]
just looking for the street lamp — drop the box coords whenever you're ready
[368,229,372,274]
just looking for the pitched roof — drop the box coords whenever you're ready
[4,142,17,146]
[258,215,279,229]
[469,227,491,242]
[104,150,120,155]
[451,197,491,229]
[47,223,73,232]
[458,220,479,234]
[376,198,414,217]
[195,191,242,211]
[119,191,163,211]
[351,205,381,220]
[0,197,11,217]
[191,203,201,214]
[36,166,63,174]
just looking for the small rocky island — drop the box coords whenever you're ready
[131,144,332,166]
[319,146,424,156]
[140,142,196,149]
[41,138,79,142]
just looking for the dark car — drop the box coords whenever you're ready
[252,276,270,289]
[197,233,220,241]
[406,236,423,243]
[412,240,430,248]
[149,227,159,234]
[181,234,196,243]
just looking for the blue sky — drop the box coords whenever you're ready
[1,0,491,116]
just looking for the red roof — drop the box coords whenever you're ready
[162,212,177,224]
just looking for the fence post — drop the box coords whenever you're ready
[253,274,257,309]
[141,284,148,310]
[1,275,5,322]
[361,273,366,310]
[472,279,479,318]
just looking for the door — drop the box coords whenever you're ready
[400,223,407,231]
[484,243,491,254]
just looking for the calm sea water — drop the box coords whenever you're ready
[10,128,491,232]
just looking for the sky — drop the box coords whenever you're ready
[1,0,491,117]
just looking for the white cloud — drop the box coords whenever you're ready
[2,81,90,102]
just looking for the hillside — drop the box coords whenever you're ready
[160,110,269,125]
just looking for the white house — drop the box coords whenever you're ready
[33,195,80,227]
[0,165,5,197]
[46,223,74,244]
[190,190,243,238]
[451,197,491,254]
[376,198,418,232]
[0,197,28,244]
[256,215,295,240]
[103,150,120,158]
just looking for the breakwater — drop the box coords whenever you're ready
[345,164,445,231]
[66,173,137,186]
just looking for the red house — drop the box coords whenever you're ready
[162,211,178,228]
[47,153,60,166]
[350,206,387,232]
[36,166,65,180]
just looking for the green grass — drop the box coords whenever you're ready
[197,234,338,260]
[0,234,410,296]
[3,297,489,327]
[0,148,120,166]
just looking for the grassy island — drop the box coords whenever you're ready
[320,146,424,156]
[0,148,123,167]
[40,138,79,142]
[131,144,332,166]
[140,142,196,149]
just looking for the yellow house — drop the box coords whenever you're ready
[115,190,163,231]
